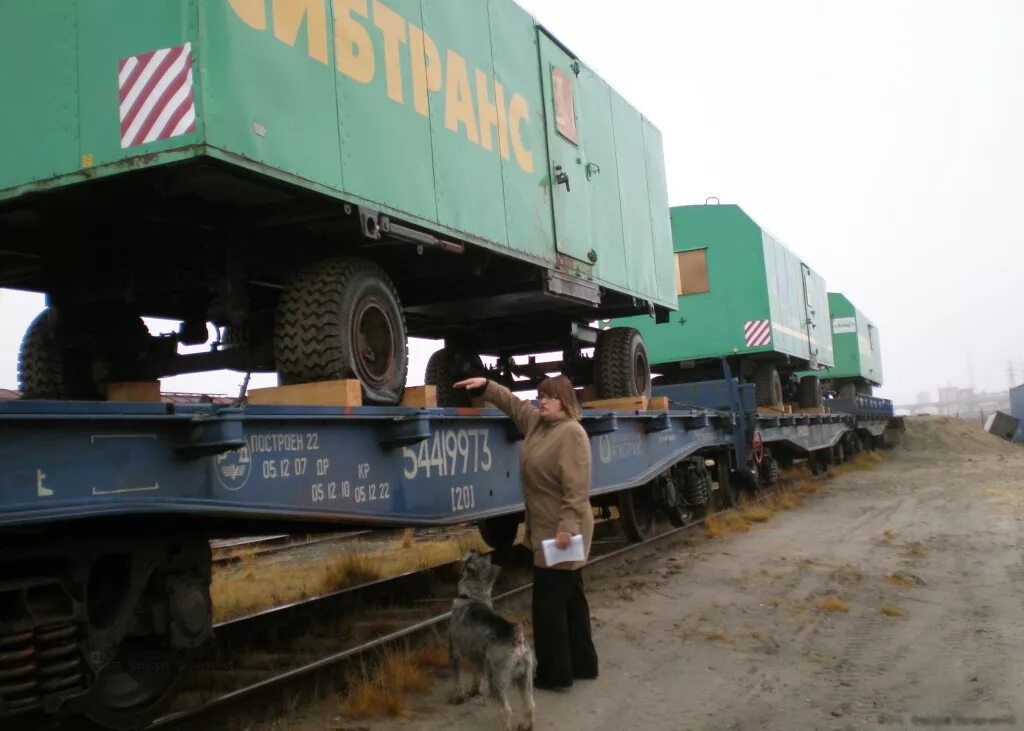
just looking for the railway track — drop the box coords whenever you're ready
[142,477,800,731]
[209,529,378,566]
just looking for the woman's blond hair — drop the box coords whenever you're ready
[537,375,582,421]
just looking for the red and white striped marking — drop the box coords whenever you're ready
[118,42,195,149]
[744,320,772,347]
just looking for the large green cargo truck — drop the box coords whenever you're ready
[611,202,834,407]
[799,292,883,397]
[0,0,675,405]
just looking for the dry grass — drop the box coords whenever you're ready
[885,573,918,589]
[775,493,802,510]
[704,514,726,539]
[339,680,408,719]
[722,512,753,533]
[905,544,926,557]
[833,451,884,473]
[401,528,415,549]
[879,606,904,617]
[410,645,450,670]
[323,552,382,591]
[742,505,775,523]
[705,631,734,642]
[818,595,850,613]
[379,651,434,694]
[212,530,487,622]
[793,480,821,495]
[338,648,438,719]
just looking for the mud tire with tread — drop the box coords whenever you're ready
[594,327,651,399]
[274,257,408,405]
[477,515,521,550]
[798,375,823,408]
[754,363,784,407]
[18,309,65,399]
[425,347,486,407]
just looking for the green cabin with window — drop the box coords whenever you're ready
[612,203,834,404]
[797,292,883,397]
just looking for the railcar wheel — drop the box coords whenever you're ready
[833,440,846,465]
[617,485,656,542]
[78,641,185,730]
[808,450,823,476]
[477,515,521,550]
[754,364,784,408]
[274,257,408,405]
[425,347,485,407]
[594,327,651,399]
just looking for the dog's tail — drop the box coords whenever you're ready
[513,624,527,657]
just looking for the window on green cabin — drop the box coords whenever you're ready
[676,249,710,295]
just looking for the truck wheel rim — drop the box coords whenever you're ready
[633,349,649,395]
[351,296,396,389]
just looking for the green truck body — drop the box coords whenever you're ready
[612,203,833,377]
[799,292,883,391]
[0,0,676,403]
[0,0,674,311]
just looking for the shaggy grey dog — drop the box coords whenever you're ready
[449,550,535,731]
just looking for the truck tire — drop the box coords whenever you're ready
[477,514,520,550]
[425,347,485,407]
[18,309,65,399]
[19,307,151,400]
[798,375,823,408]
[274,257,408,405]
[594,327,651,399]
[754,363,783,407]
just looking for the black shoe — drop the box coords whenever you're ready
[533,678,571,693]
[574,672,598,680]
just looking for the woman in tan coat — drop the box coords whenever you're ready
[454,374,598,692]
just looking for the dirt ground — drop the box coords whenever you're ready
[278,416,1024,731]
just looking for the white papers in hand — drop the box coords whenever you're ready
[541,534,585,566]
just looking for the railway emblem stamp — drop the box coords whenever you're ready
[215,444,252,491]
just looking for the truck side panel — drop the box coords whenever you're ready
[642,119,677,306]
[337,0,438,221]
[202,1,346,195]
[0,2,80,192]
[806,267,834,368]
[423,0,508,247]
[574,67,627,284]
[611,91,658,298]
[762,231,808,361]
[489,0,555,260]
[78,1,201,170]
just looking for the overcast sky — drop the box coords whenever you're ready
[2,0,1021,406]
